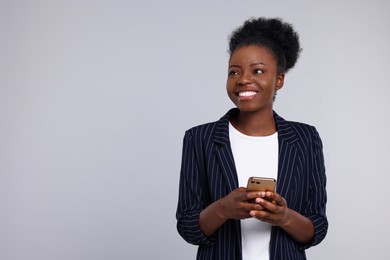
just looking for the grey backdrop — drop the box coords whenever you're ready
[1,0,390,259]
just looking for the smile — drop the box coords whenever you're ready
[238,91,257,97]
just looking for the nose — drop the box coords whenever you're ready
[237,71,253,85]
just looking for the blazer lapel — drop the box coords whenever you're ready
[213,109,239,193]
[274,112,300,197]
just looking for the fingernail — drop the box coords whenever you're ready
[256,198,264,203]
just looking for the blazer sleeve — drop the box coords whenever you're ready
[176,130,215,246]
[302,126,328,249]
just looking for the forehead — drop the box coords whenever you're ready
[229,45,276,65]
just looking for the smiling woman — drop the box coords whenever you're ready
[176,17,328,260]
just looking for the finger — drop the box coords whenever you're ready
[246,191,264,200]
[252,203,264,210]
[250,210,272,222]
[237,187,247,192]
[266,192,286,206]
[243,199,265,211]
[255,197,275,207]
[254,197,280,213]
[233,188,251,202]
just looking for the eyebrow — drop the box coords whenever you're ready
[250,61,266,66]
[228,61,267,69]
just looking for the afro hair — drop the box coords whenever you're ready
[228,17,302,73]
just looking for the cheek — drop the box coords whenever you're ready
[226,80,235,93]
[226,82,237,102]
[258,78,276,91]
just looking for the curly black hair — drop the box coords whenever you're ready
[228,17,302,73]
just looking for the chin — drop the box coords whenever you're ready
[237,105,273,114]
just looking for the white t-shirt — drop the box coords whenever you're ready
[229,123,278,260]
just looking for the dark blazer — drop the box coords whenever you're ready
[176,108,328,260]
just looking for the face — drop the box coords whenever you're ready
[226,45,284,115]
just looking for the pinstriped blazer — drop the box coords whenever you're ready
[176,108,328,260]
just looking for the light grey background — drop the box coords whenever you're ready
[1,0,389,259]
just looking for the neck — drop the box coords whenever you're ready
[230,109,276,136]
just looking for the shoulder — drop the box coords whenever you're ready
[186,118,221,134]
[184,117,223,142]
[184,121,219,141]
[288,120,318,137]
[184,109,236,141]
[275,112,321,144]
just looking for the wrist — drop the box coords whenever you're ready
[216,198,229,221]
[280,208,293,229]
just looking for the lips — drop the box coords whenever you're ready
[238,91,257,97]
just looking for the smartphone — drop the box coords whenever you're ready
[246,176,276,192]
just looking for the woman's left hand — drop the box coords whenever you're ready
[250,191,315,243]
[249,191,291,227]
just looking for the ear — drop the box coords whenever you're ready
[276,73,285,90]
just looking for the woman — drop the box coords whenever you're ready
[176,17,328,260]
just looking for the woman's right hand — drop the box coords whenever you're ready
[199,187,263,236]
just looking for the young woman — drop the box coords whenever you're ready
[176,17,328,260]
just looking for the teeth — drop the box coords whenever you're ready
[239,91,257,97]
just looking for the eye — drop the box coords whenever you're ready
[254,69,263,74]
[228,70,239,77]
